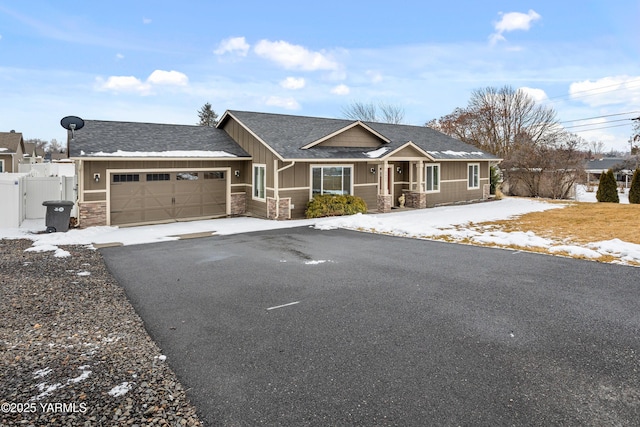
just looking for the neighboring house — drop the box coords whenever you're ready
[585,158,633,185]
[46,150,69,162]
[0,131,26,173]
[23,142,44,164]
[68,110,499,227]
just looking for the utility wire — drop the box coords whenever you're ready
[563,117,637,129]
[541,77,640,104]
[568,122,634,133]
[559,111,640,124]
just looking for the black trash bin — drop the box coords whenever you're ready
[42,200,74,233]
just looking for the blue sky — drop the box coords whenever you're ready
[1,1,639,152]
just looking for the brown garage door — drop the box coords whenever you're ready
[110,170,227,226]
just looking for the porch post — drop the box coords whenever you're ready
[383,160,389,195]
[409,161,414,191]
[377,161,392,213]
[417,161,424,192]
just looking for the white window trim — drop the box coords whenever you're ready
[467,163,480,190]
[252,163,266,201]
[310,164,354,198]
[425,163,440,193]
[0,159,4,173]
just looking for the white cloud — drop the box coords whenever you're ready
[96,70,189,95]
[280,77,305,90]
[519,86,548,103]
[490,9,541,44]
[147,70,189,86]
[142,17,152,25]
[265,96,300,110]
[115,53,124,60]
[96,76,151,94]
[331,84,350,95]
[254,40,339,71]
[214,36,250,56]
[569,75,640,107]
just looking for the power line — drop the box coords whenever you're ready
[563,117,637,129]
[542,77,640,104]
[559,111,640,124]
[567,122,634,133]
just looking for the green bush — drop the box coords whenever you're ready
[629,168,640,204]
[305,194,368,218]
[489,166,500,195]
[596,169,619,203]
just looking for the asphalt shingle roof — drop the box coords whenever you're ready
[224,110,499,161]
[0,132,23,153]
[585,158,627,172]
[68,120,250,158]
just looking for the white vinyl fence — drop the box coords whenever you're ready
[25,176,77,219]
[0,174,27,228]
[0,171,77,228]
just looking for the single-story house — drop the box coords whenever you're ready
[68,110,500,227]
[0,131,26,173]
[585,158,634,185]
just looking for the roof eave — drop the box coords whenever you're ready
[70,156,251,161]
[218,110,285,161]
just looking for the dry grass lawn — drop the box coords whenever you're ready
[477,201,640,245]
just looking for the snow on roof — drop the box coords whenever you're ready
[428,150,485,156]
[0,148,8,151]
[84,150,237,158]
[364,147,389,158]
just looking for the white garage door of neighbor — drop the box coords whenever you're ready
[109,170,228,226]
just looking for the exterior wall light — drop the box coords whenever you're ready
[234,170,241,177]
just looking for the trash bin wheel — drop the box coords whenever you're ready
[46,226,57,233]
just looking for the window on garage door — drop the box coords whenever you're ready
[113,174,140,182]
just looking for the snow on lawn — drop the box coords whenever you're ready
[576,184,629,204]
[1,197,639,265]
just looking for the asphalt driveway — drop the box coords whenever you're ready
[101,227,640,426]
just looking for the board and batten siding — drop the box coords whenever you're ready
[315,125,385,148]
[424,160,490,207]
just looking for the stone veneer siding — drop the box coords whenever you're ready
[79,201,107,228]
[230,193,246,215]
[377,194,392,213]
[402,191,427,209]
[267,197,291,220]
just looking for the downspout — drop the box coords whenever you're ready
[275,161,296,219]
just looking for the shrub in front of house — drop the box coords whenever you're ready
[596,169,619,203]
[305,194,368,218]
[629,168,640,204]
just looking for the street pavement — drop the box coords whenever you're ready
[101,227,640,426]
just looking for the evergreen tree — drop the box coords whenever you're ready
[197,102,218,127]
[629,168,640,204]
[596,169,619,203]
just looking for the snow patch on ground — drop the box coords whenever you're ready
[2,196,638,266]
[108,382,133,397]
[304,260,329,265]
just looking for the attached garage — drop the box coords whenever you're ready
[68,120,252,228]
[109,168,230,226]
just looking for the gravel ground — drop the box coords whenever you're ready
[0,239,203,426]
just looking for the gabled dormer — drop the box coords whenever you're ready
[301,121,389,149]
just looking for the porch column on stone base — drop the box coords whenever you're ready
[377,161,392,213]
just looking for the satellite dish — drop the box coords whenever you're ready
[60,116,85,140]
